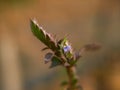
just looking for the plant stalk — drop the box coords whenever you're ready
[66,65,79,90]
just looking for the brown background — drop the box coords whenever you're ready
[0,0,120,90]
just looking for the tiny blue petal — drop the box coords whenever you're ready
[63,45,71,53]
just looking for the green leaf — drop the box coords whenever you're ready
[72,78,78,85]
[30,19,46,44]
[30,19,57,51]
[49,56,62,68]
[68,59,77,66]
[60,81,68,86]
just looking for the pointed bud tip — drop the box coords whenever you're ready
[30,19,43,30]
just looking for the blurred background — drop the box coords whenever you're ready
[0,0,120,90]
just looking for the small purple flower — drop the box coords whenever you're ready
[63,45,71,53]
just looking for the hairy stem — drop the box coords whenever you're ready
[66,66,79,90]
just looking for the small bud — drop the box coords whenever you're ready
[74,51,82,60]
[44,52,53,64]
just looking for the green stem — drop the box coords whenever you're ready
[66,66,79,90]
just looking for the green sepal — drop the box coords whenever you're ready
[66,52,73,59]
[57,37,68,49]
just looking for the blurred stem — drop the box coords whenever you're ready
[66,66,79,90]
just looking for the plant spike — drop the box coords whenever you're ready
[30,19,101,90]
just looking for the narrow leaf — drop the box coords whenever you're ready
[30,19,57,51]
[30,19,46,44]
[41,47,49,51]
[77,43,101,56]
[84,43,101,51]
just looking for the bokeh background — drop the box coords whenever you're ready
[0,0,120,90]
